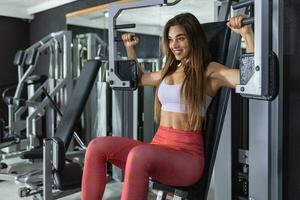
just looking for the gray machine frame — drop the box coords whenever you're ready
[73,33,109,142]
[0,31,82,200]
[247,0,283,200]
[1,31,73,161]
[107,0,283,199]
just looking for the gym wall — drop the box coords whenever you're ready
[283,1,300,199]
[0,16,29,120]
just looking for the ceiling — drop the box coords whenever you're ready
[67,0,216,35]
[0,0,78,19]
[0,0,217,35]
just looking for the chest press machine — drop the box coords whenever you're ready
[30,0,279,200]
[107,0,279,200]
[106,1,233,199]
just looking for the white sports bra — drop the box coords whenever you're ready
[157,79,212,116]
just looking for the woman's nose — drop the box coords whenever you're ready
[171,40,179,48]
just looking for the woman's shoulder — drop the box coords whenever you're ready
[205,61,223,78]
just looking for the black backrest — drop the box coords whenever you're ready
[54,59,101,149]
[190,21,231,199]
[202,21,231,64]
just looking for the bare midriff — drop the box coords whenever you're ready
[159,110,203,132]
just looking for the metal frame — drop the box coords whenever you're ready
[212,1,244,199]
[6,31,72,140]
[248,0,282,200]
[136,58,160,142]
[0,31,73,182]
[235,0,271,97]
[73,33,108,143]
[107,0,180,89]
[43,139,81,200]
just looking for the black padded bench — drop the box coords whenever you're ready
[42,59,102,198]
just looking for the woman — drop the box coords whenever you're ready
[81,13,253,200]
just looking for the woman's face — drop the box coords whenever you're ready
[168,25,190,61]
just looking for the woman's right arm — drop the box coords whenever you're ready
[122,33,162,87]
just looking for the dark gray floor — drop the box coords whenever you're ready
[0,179,157,200]
[0,158,213,200]
[0,158,157,200]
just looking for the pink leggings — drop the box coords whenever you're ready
[81,126,204,200]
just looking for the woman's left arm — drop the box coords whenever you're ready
[207,15,254,90]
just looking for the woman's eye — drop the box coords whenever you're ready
[178,37,185,41]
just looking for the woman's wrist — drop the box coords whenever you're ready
[244,36,254,53]
[241,31,254,41]
[125,46,137,59]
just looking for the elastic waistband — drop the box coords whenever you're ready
[151,126,204,159]
[158,126,202,135]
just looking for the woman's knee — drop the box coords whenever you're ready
[85,137,112,159]
[127,145,155,168]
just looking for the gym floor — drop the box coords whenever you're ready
[0,158,158,200]
[0,179,158,200]
[0,178,214,199]
[0,159,214,199]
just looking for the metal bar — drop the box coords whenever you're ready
[43,139,53,200]
[270,0,283,199]
[13,31,71,99]
[0,173,18,181]
[232,0,254,10]
[216,0,230,21]
[241,17,254,25]
[24,31,68,53]
[41,87,86,150]
[26,79,66,141]
[213,5,245,200]
[164,0,181,6]
[115,23,136,29]
[248,1,272,198]
[156,191,167,200]
[255,0,270,96]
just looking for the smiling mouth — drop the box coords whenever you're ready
[173,50,183,55]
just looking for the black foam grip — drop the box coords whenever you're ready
[13,50,24,66]
[25,49,37,66]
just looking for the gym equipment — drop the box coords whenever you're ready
[16,59,101,199]
[42,59,102,199]
[0,31,73,182]
[108,0,182,90]
[234,0,279,101]
[238,52,279,100]
[237,0,282,199]
[73,33,109,142]
[110,60,138,91]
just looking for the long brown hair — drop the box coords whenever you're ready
[155,13,212,130]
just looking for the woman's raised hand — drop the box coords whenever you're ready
[122,33,139,48]
[227,15,253,38]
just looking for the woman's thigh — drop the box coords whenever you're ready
[128,144,204,186]
[86,136,145,169]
